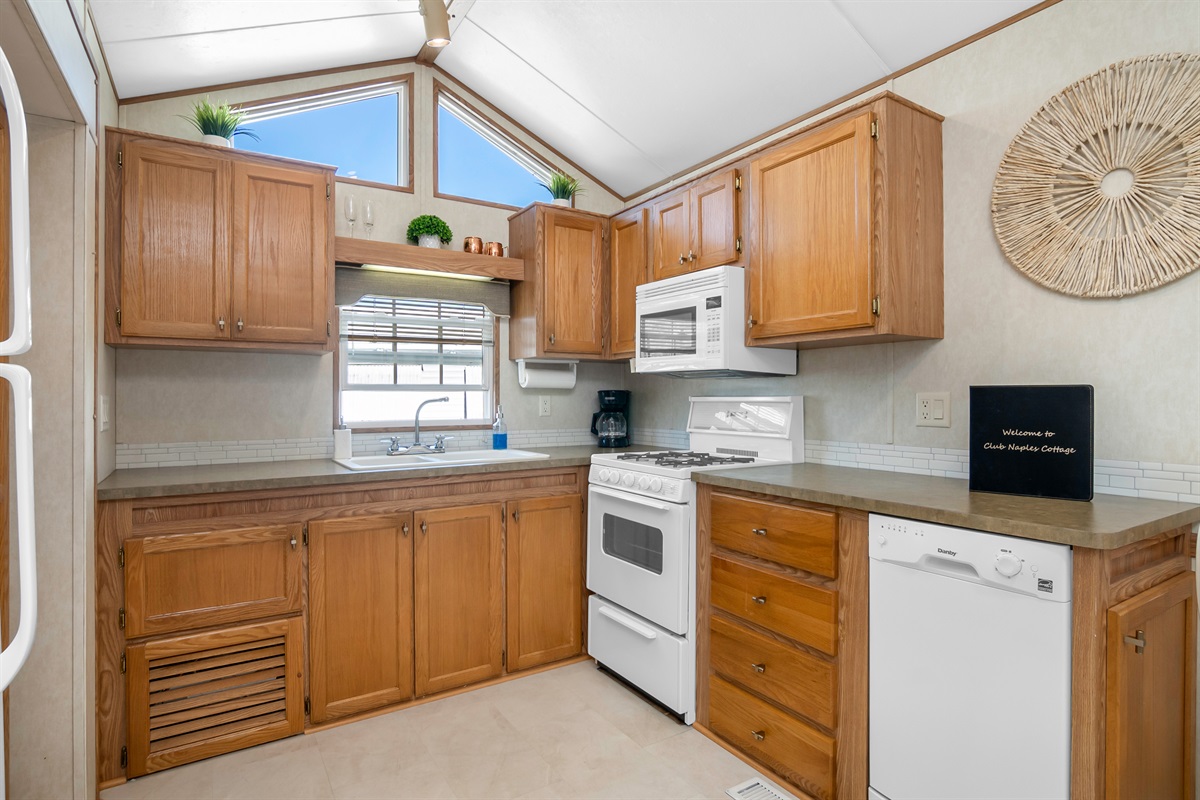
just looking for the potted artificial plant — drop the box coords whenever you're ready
[407,215,454,249]
[181,98,260,147]
[538,172,583,206]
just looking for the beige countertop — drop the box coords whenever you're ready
[695,463,1200,550]
[96,444,628,501]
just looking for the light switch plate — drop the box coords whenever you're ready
[916,392,951,428]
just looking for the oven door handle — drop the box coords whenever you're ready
[598,605,658,640]
[589,484,675,513]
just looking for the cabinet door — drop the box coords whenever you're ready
[692,169,740,270]
[542,209,604,356]
[609,208,648,359]
[1106,572,1196,800]
[748,112,874,340]
[506,495,583,671]
[308,514,414,724]
[231,161,331,345]
[119,139,230,340]
[123,524,303,638]
[414,503,504,695]
[126,617,304,777]
[651,191,691,281]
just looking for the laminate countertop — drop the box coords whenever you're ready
[96,445,629,501]
[695,462,1200,550]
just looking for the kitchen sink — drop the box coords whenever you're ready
[334,449,550,471]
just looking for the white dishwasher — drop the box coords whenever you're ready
[868,514,1072,800]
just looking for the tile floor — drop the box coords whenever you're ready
[100,661,787,800]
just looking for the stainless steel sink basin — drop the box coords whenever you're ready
[334,449,550,471]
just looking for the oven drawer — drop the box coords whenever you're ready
[711,556,837,656]
[710,614,836,728]
[587,595,692,715]
[711,493,837,578]
[709,674,835,800]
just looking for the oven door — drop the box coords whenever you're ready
[586,483,691,635]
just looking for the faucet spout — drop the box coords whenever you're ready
[414,396,450,448]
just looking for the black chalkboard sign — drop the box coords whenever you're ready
[969,385,1094,501]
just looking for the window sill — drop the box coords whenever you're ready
[349,422,492,435]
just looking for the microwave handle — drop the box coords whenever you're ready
[589,484,674,512]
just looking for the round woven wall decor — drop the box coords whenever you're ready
[991,52,1200,298]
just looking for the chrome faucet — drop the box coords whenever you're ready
[381,396,452,455]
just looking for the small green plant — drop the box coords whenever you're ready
[538,171,583,201]
[406,214,454,244]
[181,98,260,141]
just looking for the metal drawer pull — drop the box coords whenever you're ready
[1124,629,1146,654]
[750,730,765,741]
[236,318,244,332]
[420,520,427,535]
[402,523,409,537]
[752,595,767,605]
[751,662,765,674]
[218,316,226,331]
[752,528,768,536]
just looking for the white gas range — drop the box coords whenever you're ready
[585,396,804,723]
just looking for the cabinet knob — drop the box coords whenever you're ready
[549,333,556,345]
[747,317,756,328]
[420,520,428,535]
[402,523,409,537]
[678,253,685,265]
[512,509,520,522]
[750,730,765,741]
[1124,629,1146,654]
[752,595,767,605]
[752,528,767,536]
[289,535,297,550]
[237,318,244,332]
[687,250,695,262]
[750,662,765,674]
[218,316,226,331]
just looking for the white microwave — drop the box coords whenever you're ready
[634,265,796,377]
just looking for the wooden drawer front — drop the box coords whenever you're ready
[126,617,304,777]
[711,493,837,578]
[710,615,836,728]
[124,524,303,637]
[711,556,837,655]
[710,675,835,800]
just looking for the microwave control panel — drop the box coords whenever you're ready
[704,295,723,356]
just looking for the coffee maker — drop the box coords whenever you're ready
[591,390,630,448]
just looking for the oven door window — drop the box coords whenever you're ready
[639,306,697,358]
[601,514,664,574]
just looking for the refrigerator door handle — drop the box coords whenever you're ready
[0,364,36,691]
[0,46,32,357]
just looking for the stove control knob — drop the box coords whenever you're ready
[649,478,662,492]
[597,469,610,482]
[620,473,635,487]
[995,553,1022,578]
[610,471,622,484]
[636,476,650,490]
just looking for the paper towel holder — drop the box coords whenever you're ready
[516,359,577,390]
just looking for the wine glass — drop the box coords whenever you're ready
[344,194,357,237]
[364,200,375,240]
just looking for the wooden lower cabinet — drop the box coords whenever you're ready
[126,617,304,777]
[506,494,584,671]
[307,514,414,723]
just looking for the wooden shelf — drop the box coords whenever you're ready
[335,237,525,281]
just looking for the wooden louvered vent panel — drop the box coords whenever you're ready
[126,618,303,777]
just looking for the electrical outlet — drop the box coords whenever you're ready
[538,396,551,417]
[916,392,951,428]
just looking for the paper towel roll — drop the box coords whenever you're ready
[516,359,577,390]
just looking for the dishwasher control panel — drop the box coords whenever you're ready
[869,514,1072,601]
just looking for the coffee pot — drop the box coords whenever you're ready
[590,390,630,448]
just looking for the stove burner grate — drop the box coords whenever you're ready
[615,450,757,468]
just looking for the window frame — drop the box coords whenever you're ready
[432,81,562,211]
[236,74,415,193]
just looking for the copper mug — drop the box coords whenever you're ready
[464,236,483,254]
[484,241,505,257]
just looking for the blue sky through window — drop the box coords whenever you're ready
[238,94,400,184]
[437,106,545,208]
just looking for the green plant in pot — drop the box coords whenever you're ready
[407,215,454,249]
[538,171,583,206]
[181,98,260,148]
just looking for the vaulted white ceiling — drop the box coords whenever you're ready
[91,0,1046,197]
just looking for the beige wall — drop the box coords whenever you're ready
[112,63,626,446]
[627,0,1200,468]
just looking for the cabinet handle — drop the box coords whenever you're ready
[1124,629,1146,654]
[687,249,695,262]
[218,316,225,331]
[752,528,767,536]
[549,333,556,345]
[752,595,766,605]
[747,317,756,328]
[402,523,409,537]
[420,520,427,535]
[512,509,520,522]
[750,662,765,674]
[236,318,244,332]
[750,730,765,741]
[678,253,685,265]
[289,535,297,550]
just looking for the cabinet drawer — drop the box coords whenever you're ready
[124,524,303,637]
[709,674,835,800]
[711,556,837,655]
[711,493,837,577]
[710,615,835,728]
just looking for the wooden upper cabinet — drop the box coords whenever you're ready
[106,128,334,353]
[413,503,504,696]
[747,95,943,348]
[509,204,607,360]
[119,139,231,341]
[651,168,740,281]
[231,161,331,345]
[609,208,648,359]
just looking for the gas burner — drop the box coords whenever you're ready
[616,450,757,468]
